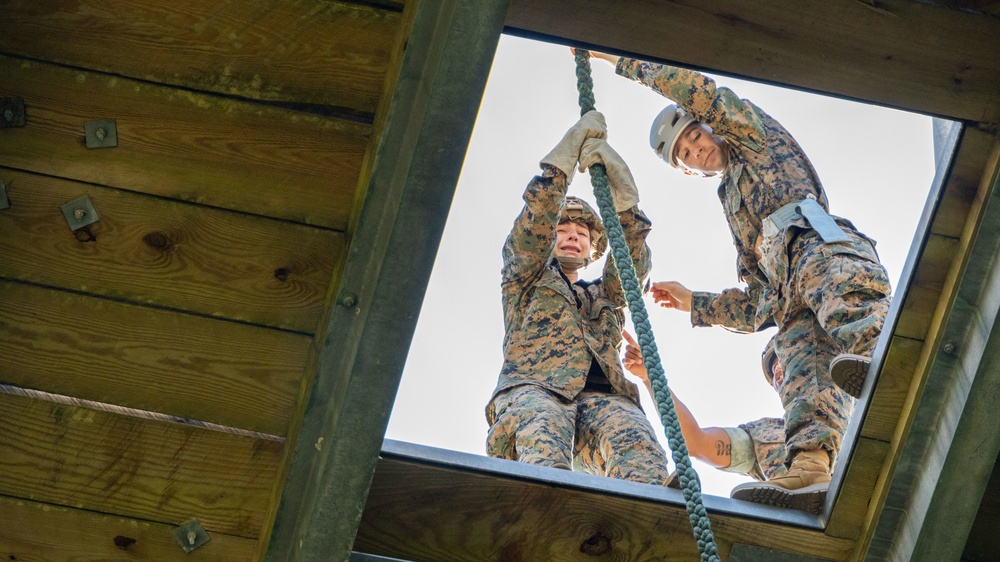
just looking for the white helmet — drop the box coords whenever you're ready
[649,104,696,168]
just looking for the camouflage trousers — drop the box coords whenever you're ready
[777,229,891,461]
[486,384,671,485]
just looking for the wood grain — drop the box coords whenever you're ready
[826,437,892,540]
[0,494,258,562]
[0,392,282,538]
[0,280,308,436]
[355,455,854,562]
[0,55,368,230]
[859,336,926,442]
[0,0,401,114]
[506,0,1000,122]
[0,168,341,333]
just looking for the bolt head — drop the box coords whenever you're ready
[341,294,357,308]
[95,127,107,141]
[2,109,12,121]
[943,342,956,354]
[73,208,87,220]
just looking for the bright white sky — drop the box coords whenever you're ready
[385,35,936,497]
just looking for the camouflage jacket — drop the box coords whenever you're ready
[738,417,788,481]
[617,58,863,332]
[490,166,652,408]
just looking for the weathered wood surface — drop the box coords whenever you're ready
[355,448,852,562]
[0,392,282,538]
[858,336,925,443]
[0,55,367,229]
[0,0,402,114]
[505,0,1000,122]
[0,494,258,561]
[826,437,891,540]
[0,280,307,435]
[0,168,341,332]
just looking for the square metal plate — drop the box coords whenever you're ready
[172,519,211,553]
[84,118,118,148]
[60,195,100,231]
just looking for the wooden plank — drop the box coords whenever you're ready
[826,437,891,540]
[254,0,416,557]
[0,55,367,230]
[0,168,341,333]
[889,235,959,342]
[505,0,1000,123]
[0,0,401,115]
[263,1,511,559]
[0,494,258,561]
[932,128,996,239]
[0,280,306,436]
[354,444,854,562]
[0,391,282,539]
[854,141,1000,560]
[859,336,926,442]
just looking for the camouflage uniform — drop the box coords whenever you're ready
[723,418,788,482]
[617,58,891,462]
[485,165,670,484]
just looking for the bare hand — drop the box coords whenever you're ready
[651,281,693,312]
[622,331,648,380]
[569,47,620,66]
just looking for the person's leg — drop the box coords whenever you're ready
[731,301,853,513]
[486,385,576,469]
[794,230,891,397]
[573,390,671,485]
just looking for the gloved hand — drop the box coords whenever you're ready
[540,110,607,183]
[578,138,639,212]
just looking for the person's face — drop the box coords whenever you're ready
[555,221,591,260]
[771,361,784,392]
[673,122,729,175]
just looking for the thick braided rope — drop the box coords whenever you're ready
[575,50,721,562]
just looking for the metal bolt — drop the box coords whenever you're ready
[943,341,956,355]
[341,294,357,308]
[2,109,12,122]
[187,531,197,545]
[95,127,107,141]
[73,208,87,220]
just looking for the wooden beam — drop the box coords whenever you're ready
[0,494,258,561]
[0,168,341,333]
[0,280,307,435]
[0,391,282,538]
[0,55,367,230]
[354,441,850,562]
[823,121,966,540]
[504,0,1000,123]
[263,1,510,560]
[861,138,1000,560]
[0,0,402,115]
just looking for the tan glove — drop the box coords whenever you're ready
[579,138,640,212]
[540,110,607,183]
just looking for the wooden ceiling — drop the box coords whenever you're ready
[1,0,998,561]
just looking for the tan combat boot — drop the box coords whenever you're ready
[729,449,832,514]
[830,353,871,398]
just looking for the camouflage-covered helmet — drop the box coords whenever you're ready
[762,337,778,386]
[560,196,607,264]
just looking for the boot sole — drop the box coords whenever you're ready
[830,355,869,399]
[730,482,828,514]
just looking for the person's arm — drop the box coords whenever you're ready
[500,167,569,294]
[615,58,766,151]
[502,111,608,293]
[651,280,757,334]
[622,332,733,469]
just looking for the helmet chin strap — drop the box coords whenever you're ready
[556,255,589,271]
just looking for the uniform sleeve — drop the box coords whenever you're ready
[690,287,757,333]
[601,206,653,306]
[501,166,568,294]
[616,58,766,152]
